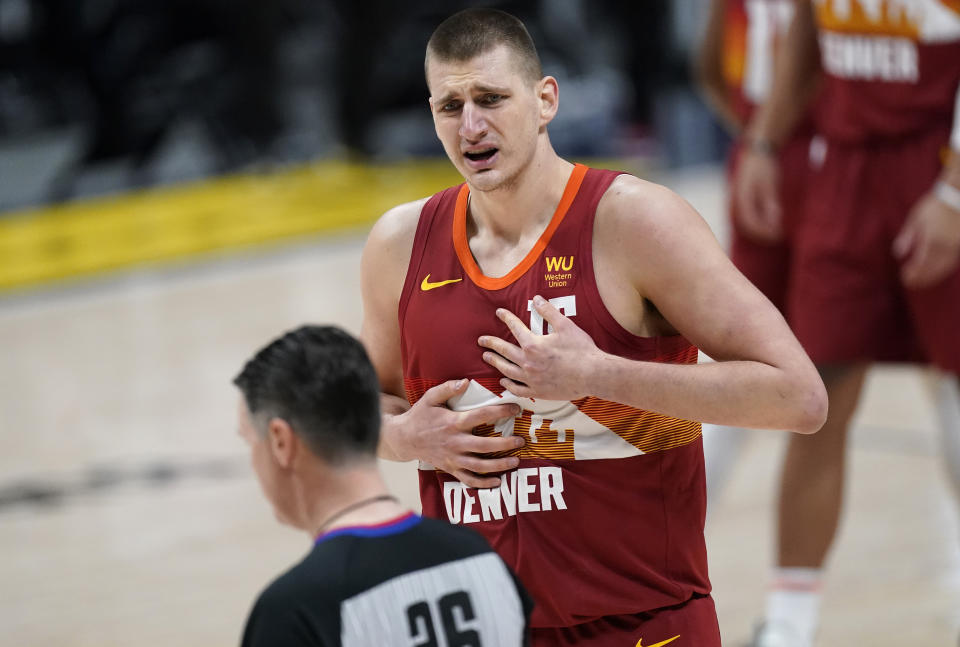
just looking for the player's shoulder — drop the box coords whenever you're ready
[362,197,432,280]
[597,172,700,236]
[366,197,431,249]
[591,171,714,289]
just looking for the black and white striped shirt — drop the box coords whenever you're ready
[241,513,532,646]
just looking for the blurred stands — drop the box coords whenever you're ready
[0,0,727,291]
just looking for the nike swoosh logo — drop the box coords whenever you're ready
[636,636,680,647]
[420,274,463,291]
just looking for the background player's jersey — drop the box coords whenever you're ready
[812,0,960,142]
[723,0,797,121]
[241,514,531,647]
[399,165,710,628]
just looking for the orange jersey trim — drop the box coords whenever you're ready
[452,163,588,291]
[815,0,921,38]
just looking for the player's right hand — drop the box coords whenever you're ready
[393,379,524,489]
[735,148,784,243]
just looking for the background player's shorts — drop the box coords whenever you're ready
[787,127,960,372]
[529,593,720,647]
[729,132,814,312]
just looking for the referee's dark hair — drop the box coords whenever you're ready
[233,325,381,464]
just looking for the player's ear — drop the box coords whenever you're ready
[538,76,559,127]
[267,417,297,469]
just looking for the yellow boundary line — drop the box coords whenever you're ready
[0,157,642,292]
[0,159,460,292]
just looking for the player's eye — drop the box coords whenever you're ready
[441,100,462,112]
[481,93,504,105]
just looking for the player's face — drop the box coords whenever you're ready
[236,397,297,528]
[427,45,550,192]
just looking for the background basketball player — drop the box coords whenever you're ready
[735,1,960,645]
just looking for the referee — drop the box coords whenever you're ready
[233,325,532,646]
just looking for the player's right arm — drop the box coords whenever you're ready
[735,0,820,241]
[360,200,523,487]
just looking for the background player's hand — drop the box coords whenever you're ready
[734,148,784,243]
[479,295,603,401]
[395,379,523,488]
[893,189,960,288]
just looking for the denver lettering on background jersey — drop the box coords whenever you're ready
[811,0,960,142]
[399,164,711,628]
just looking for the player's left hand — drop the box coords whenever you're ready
[893,189,960,288]
[478,295,604,401]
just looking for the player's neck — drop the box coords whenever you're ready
[469,152,573,242]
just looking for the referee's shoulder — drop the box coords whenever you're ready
[252,556,325,608]
[414,516,497,554]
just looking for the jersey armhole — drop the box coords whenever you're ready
[397,188,458,332]
[578,171,696,356]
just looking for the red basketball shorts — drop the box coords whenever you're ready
[529,593,720,647]
[787,127,960,372]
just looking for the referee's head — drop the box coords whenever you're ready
[234,324,382,465]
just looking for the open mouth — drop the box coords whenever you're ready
[464,148,498,162]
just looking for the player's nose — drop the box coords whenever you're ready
[458,102,488,141]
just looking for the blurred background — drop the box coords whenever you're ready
[0,0,722,215]
[0,1,957,645]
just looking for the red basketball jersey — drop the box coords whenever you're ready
[398,164,711,628]
[722,0,798,123]
[812,0,960,142]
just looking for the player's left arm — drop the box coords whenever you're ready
[893,84,960,288]
[694,0,744,135]
[479,176,827,433]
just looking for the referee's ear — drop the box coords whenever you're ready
[266,417,298,470]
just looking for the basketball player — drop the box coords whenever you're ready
[234,325,532,646]
[695,0,820,503]
[735,1,960,645]
[360,8,827,647]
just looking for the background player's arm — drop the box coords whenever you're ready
[735,0,820,241]
[695,0,744,135]
[360,201,524,486]
[481,178,826,433]
[742,0,820,151]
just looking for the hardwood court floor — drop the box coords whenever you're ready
[1,166,957,646]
